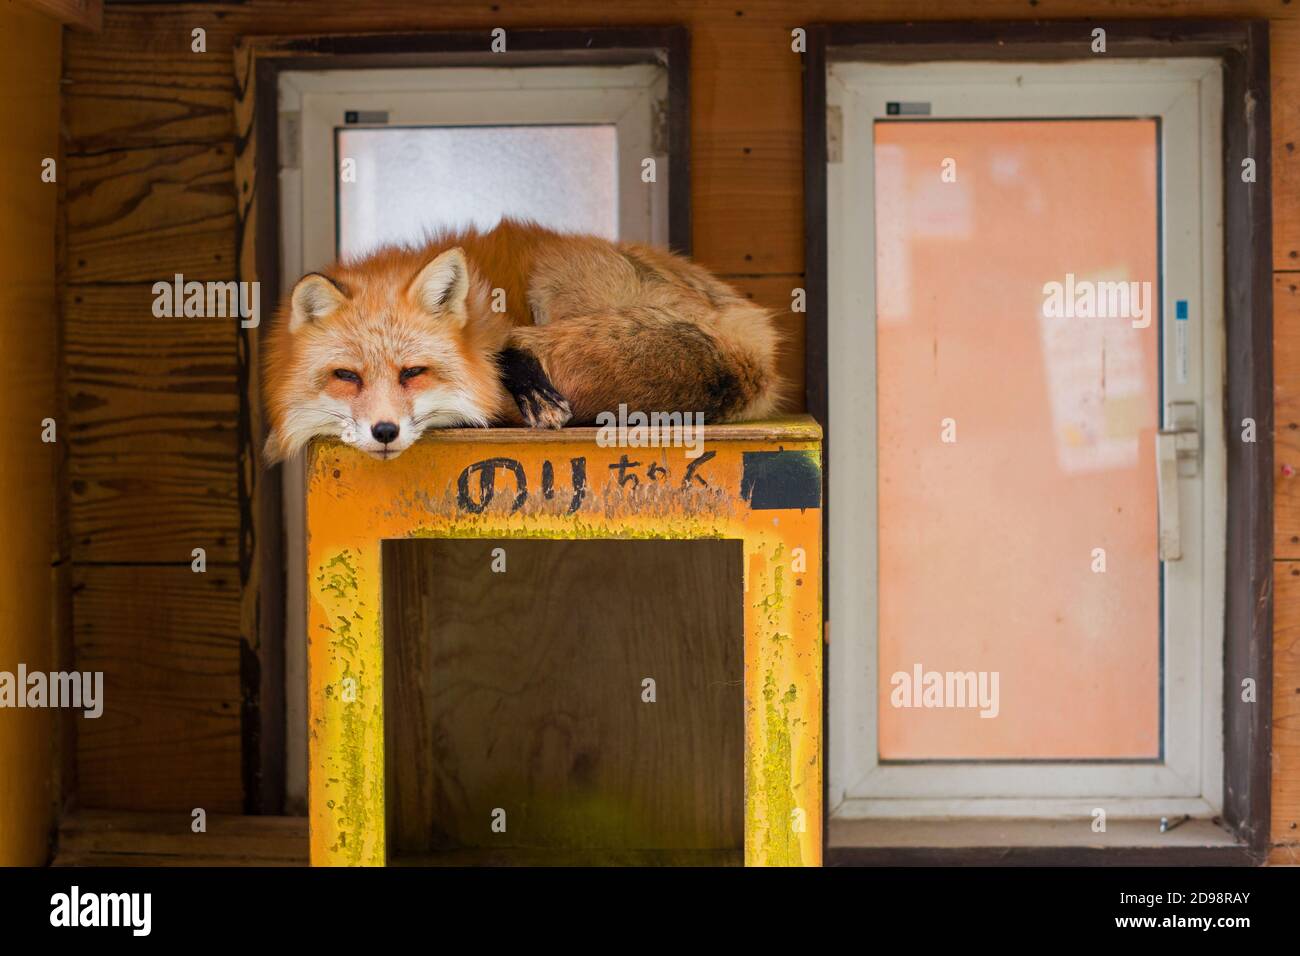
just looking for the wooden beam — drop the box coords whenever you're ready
[55,809,306,866]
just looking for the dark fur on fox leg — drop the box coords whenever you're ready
[496,347,572,429]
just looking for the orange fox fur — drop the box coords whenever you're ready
[262,219,783,462]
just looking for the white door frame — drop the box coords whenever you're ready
[827,59,1225,820]
[277,64,668,809]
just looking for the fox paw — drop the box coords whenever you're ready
[516,387,572,429]
[497,346,572,429]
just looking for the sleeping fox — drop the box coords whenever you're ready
[262,219,782,462]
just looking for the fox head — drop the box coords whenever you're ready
[262,246,512,463]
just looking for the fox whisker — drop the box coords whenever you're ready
[304,407,356,426]
[410,409,449,428]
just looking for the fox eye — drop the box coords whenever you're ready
[333,369,362,385]
[399,366,427,383]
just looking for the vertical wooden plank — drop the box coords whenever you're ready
[0,0,62,866]
[1276,275,1300,555]
[1221,21,1275,854]
[307,520,385,866]
[691,22,803,273]
[1273,561,1300,847]
[234,40,285,813]
[1272,18,1300,269]
[802,23,828,431]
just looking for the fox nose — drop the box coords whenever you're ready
[371,421,399,445]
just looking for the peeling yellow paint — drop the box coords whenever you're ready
[305,419,823,866]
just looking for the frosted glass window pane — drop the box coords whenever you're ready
[337,125,618,259]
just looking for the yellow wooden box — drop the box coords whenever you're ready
[304,415,823,866]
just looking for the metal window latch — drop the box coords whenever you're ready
[1155,401,1200,562]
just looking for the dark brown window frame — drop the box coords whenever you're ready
[802,19,1273,865]
[233,26,691,815]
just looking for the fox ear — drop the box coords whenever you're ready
[409,248,469,324]
[289,273,347,332]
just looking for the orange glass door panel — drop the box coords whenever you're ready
[875,120,1160,760]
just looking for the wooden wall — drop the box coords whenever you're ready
[59,0,1300,858]
[0,3,63,866]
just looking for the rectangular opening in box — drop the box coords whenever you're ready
[381,538,744,866]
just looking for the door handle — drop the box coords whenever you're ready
[1156,402,1200,562]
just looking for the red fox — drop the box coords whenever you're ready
[262,219,783,461]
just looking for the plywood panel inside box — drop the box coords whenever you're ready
[383,539,743,858]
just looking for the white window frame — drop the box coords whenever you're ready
[277,64,668,809]
[827,59,1226,821]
